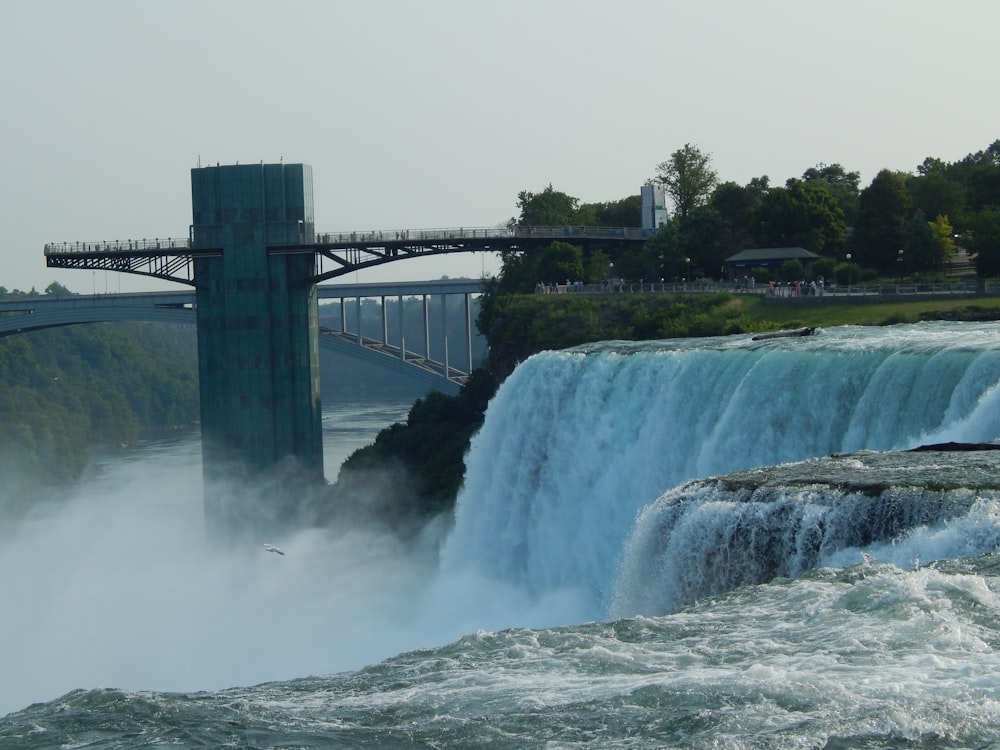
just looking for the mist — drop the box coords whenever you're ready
[0,434,589,718]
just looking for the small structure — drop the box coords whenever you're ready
[640,183,668,230]
[724,247,820,280]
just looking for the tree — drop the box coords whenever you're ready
[907,171,967,227]
[801,163,861,226]
[494,248,541,294]
[44,281,73,297]
[582,195,642,227]
[582,248,612,283]
[903,211,942,272]
[953,140,1000,213]
[654,143,718,221]
[779,258,804,282]
[834,261,861,285]
[677,206,728,279]
[753,179,845,255]
[851,169,913,274]
[812,256,836,282]
[516,185,580,226]
[969,209,1000,277]
[638,223,681,281]
[710,181,758,256]
[537,241,585,284]
[928,214,957,260]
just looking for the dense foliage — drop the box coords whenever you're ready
[320,367,498,532]
[479,292,752,380]
[501,140,1000,287]
[0,320,199,498]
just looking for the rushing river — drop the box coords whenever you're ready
[3,322,1000,748]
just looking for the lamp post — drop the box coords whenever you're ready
[684,257,690,287]
[897,249,904,279]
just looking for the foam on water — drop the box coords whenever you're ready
[441,322,1000,612]
[6,321,1000,736]
[6,560,999,748]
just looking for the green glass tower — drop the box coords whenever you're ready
[189,163,323,533]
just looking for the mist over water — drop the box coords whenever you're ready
[0,403,443,716]
[0,399,583,718]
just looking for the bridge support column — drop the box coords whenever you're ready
[465,292,473,374]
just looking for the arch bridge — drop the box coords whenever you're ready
[0,279,485,397]
[43,224,654,285]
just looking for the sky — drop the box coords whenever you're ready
[1,0,998,294]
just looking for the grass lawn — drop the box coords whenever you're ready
[735,295,1000,329]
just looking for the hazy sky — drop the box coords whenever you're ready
[2,0,997,293]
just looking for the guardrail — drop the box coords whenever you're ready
[46,225,657,253]
[535,280,993,297]
[314,225,656,243]
[44,238,191,254]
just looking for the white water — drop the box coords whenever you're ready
[5,322,1000,722]
[612,479,1000,617]
[441,322,1000,612]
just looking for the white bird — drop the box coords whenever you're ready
[263,544,285,556]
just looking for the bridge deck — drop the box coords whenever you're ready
[43,225,656,284]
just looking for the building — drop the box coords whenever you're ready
[640,183,668,230]
[724,247,820,280]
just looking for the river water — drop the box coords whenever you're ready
[3,322,1000,748]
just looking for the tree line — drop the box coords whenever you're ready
[495,140,1000,291]
[0,317,199,504]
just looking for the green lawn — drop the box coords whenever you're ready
[736,295,1000,329]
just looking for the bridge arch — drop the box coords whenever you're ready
[0,281,479,396]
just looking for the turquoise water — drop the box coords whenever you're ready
[3,323,1000,747]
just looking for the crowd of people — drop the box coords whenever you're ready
[735,276,826,297]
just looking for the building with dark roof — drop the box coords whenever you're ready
[724,247,821,279]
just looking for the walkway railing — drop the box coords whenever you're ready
[314,225,657,244]
[44,237,191,254]
[45,225,658,255]
[535,280,992,297]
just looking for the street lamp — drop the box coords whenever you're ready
[897,249,904,278]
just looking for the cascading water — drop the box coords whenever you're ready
[610,450,1000,617]
[6,322,1000,746]
[440,322,1000,615]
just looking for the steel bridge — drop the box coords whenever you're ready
[36,162,657,536]
[0,279,484,397]
[43,224,654,285]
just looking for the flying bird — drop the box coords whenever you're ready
[263,544,285,556]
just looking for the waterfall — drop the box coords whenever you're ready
[610,472,1000,617]
[440,323,1000,615]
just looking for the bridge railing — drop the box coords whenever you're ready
[46,225,660,254]
[314,225,658,244]
[535,280,989,297]
[44,237,191,254]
